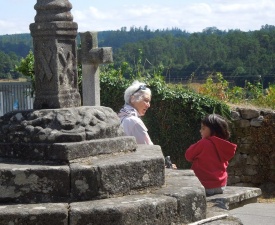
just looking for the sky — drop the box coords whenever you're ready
[1,0,275,35]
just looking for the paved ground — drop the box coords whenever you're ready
[191,202,275,225]
[197,186,272,225]
[229,203,275,225]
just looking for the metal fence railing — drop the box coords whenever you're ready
[0,82,34,116]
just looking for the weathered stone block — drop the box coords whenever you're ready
[0,162,70,204]
[237,144,252,154]
[231,110,241,120]
[229,152,247,167]
[240,136,253,144]
[70,194,177,225]
[227,176,241,185]
[247,155,259,165]
[153,169,206,223]
[89,47,113,64]
[206,186,262,210]
[240,175,252,183]
[70,145,165,201]
[0,106,124,143]
[235,119,250,128]
[232,126,252,139]
[250,116,264,127]
[239,108,260,119]
[0,203,68,225]
[0,136,137,161]
[234,168,245,176]
[244,165,258,176]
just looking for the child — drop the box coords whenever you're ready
[185,114,237,196]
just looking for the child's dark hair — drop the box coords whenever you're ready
[201,114,230,140]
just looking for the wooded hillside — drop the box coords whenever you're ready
[1,25,275,87]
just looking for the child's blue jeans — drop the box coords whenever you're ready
[205,186,226,196]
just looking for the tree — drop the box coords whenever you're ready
[15,51,35,95]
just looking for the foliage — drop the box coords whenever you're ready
[244,80,263,100]
[100,64,130,112]
[0,51,22,79]
[198,72,229,100]
[227,86,245,103]
[0,33,32,57]
[263,84,275,106]
[0,33,33,81]
[197,72,275,109]
[15,51,35,96]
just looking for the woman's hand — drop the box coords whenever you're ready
[171,164,177,169]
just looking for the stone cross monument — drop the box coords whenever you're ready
[79,32,113,106]
[30,0,81,109]
[0,1,209,224]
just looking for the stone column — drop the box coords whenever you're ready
[30,0,81,109]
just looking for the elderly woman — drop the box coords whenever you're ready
[118,80,153,145]
[118,81,177,169]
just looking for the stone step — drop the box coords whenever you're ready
[0,203,69,225]
[70,144,165,201]
[0,170,206,225]
[0,161,70,204]
[70,170,206,225]
[0,145,165,204]
[199,186,263,224]
[0,136,137,161]
[206,186,262,210]
[70,194,178,225]
[153,169,207,223]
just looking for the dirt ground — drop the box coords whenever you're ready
[258,197,275,203]
[257,190,275,203]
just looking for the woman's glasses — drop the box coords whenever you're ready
[132,84,147,95]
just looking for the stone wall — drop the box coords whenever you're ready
[227,106,275,191]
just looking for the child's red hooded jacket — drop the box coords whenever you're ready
[185,136,237,189]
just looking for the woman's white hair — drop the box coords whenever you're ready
[124,80,151,104]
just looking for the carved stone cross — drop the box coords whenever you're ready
[79,32,113,106]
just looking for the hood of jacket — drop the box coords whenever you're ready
[208,136,237,162]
